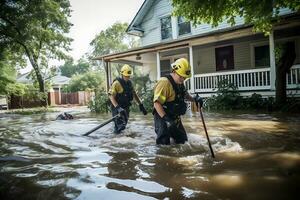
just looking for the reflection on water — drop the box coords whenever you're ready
[0,109,300,200]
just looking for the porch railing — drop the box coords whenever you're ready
[184,65,300,93]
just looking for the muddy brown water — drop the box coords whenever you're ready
[0,109,299,200]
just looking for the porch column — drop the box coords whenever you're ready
[58,86,61,105]
[156,51,161,79]
[108,62,112,85]
[189,46,195,93]
[269,30,276,90]
[104,60,110,92]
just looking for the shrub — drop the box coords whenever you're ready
[88,88,109,113]
[206,79,242,110]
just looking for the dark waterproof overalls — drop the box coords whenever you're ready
[111,77,133,134]
[153,75,188,145]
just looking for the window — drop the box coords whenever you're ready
[160,59,171,76]
[254,45,270,67]
[177,16,191,36]
[160,16,172,40]
[215,45,234,71]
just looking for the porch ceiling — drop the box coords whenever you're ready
[109,52,156,66]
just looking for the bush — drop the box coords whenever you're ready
[88,89,109,113]
[206,79,243,110]
[64,71,105,92]
[131,88,153,113]
[205,80,275,111]
[6,83,48,108]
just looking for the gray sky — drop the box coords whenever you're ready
[69,0,144,61]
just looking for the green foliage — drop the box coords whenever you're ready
[131,88,154,113]
[206,79,242,110]
[0,65,16,95]
[64,71,105,92]
[206,80,275,111]
[131,73,154,113]
[88,89,109,113]
[89,22,140,58]
[0,0,73,92]
[59,58,91,77]
[172,0,300,35]
[243,93,275,110]
[5,83,48,104]
[6,83,27,97]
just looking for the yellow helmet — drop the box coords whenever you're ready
[120,64,133,77]
[171,58,191,78]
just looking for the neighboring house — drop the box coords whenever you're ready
[16,72,32,84]
[45,69,70,105]
[96,0,300,97]
[17,70,70,92]
[47,70,70,93]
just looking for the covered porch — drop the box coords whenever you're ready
[95,20,300,98]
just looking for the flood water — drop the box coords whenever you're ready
[0,107,300,200]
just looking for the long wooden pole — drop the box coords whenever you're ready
[83,115,119,136]
[199,108,215,158]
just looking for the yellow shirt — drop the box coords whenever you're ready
[108,79,135,96]
[153,77,176,104]
[108,80,124,96]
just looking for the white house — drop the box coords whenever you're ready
[96,0,300,97]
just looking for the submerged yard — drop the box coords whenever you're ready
[0,107,299,200]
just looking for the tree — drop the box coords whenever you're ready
[89,22,140,79]
[0,0,72,97]
[59,58,91,77]
[172,0,300,104]
[90,22,140,57]
[0,50,17,94]
[64,71,105,92]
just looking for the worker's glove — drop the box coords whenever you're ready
[139,104,147,115]
[193,95,203,108]
[115,105,125,115]
[162,115,176,129]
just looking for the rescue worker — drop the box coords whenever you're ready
[153,58,203,145]
[108,64,148,134]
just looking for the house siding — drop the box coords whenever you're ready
[234,42,252,70]
[141,0,172,45]
[192,16,245,36]
[139,0,294,47]
[190,37,300,74]
[193,41,253,74]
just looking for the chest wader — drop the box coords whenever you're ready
[111,78,133,133]
[153,75,188,144]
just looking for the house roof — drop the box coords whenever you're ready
[17,72,32,84]
[126,0,156,36]
[50,75,70,85]
[17,71,70,86]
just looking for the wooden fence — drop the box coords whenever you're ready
[9,91,94,109]
[48,91,94,106]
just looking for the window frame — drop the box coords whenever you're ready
[177,16,191,37]
[215,45,235,71]
[160,15,173,41]
[250,41,270,68]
